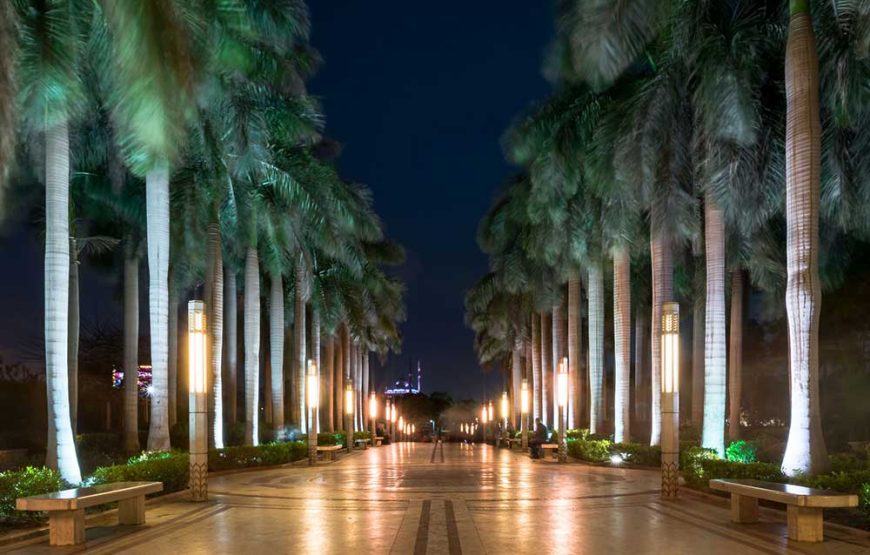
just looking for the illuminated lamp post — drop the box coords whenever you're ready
[520,378,530,450]
[480,405,488,444]
[344,381,354,450]
[307,360,319,465]
[369,393,378,445]
[188,301,208,501]
[557,357,569,463]
[391,405,398,441]
[385,401,392,439]
[500,392,509,445]
[661,302,680,498]
[398,415,404,442]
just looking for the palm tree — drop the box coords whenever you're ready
[0,2,16,197]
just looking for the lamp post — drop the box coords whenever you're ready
[398,415,404,443]
[520,378,530,450]
[661,302,680,498]
[391,404,397,441]
[369,393,378,445]
[307,360,319,465]
[344,381,354,450]
[480,405,487,444]
[557,357,568,463]
[188,301,208,501]
[500,392,509,445]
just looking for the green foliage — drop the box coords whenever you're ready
[566,429,589,440]
[317,432,346,446]
[566,437,611,463]
[89,452,189,494]
[170,421,189,451]
[208,442,307,472]
[353,431,372,441]
[0,467,65,525]
[612,443,661,467]
[725,440,758,464]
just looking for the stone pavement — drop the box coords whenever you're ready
[4,442,869,554]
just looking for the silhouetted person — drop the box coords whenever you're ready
[529,418,548,459]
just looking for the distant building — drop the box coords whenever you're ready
[385,360,422,397]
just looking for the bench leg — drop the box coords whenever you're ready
[49,509,85,546]
[787,505,824,542]
[730,494,759,523]
[119,495,146,525]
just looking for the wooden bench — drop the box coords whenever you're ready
[16,481,162,546]
[316,444,343,461]
[540,443,558,458]
[709,479,859,542]
[374,436,384,446]
[354,438,371,450]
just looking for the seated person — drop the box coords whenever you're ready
[529,418,549,459]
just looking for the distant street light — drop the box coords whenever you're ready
[500,392,509,442]
[344,382,354,450]
[480,405,488,444]
[369,393,378,446]
[661,302,680,498]
[188,301,208,502]
[557,357,568,463]
[398,415,405,442]
[307,360,319,465]
[520,378,530,450]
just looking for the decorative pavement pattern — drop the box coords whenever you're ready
[3,442,868,554]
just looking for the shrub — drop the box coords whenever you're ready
[353,431,372,441]
[0,467,65,524]
[89,452,190,494]
[317,432,346,446]
[829,452,867,473]
[567,438,611,463]
[725,440,757,464]
[208,442,306,472]
[566,429,589,441]
[612,443,661,467]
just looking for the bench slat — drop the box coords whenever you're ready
[17,481,163,512]
[709,479,858,508]
[316,445,343,451]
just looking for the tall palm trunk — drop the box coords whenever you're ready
[270,273,284,436]
[123,248,139,453]
[613,248,631,443]
[243,247,260,446]
[702,198,727,456]
[552,296,565,425]
[568,278,581,429]
[588,261,605,434]
[294,263,307,432]
[781,0,829,476]
[362,349,368,435]
[68,239,79,435]
[531,312,541,422]
[335,328,345,434]
[224,269,238,423]
[312,309,321,433]
[325,335,335,431]
[206,223,224,448]
[728,271,744,441]
[168,274,178,428]
[342,323,351,429]
[634,308,647,423]
[44,121,81,483]
[650,235,672,446]
[511,339,521,428]
[540,312,551,426]
[692,300,705,428]
[145,163,170,451]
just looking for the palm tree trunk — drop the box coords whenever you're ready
[568,278,581,429]
[68,239,79,435]
[362,349,369,435]
[540,312,551,426]
[123,248,139,453]
[692,299,705,428]
[531,312,541,422]
[207,223,224,448]
[270,273,284,436]
[145,163,170,451]
[168,274,178,428]
[224,268,238,423]
[244,247,260,446]
[552,295,565,424]
[342,323,351,430]
[325,334,335,431]
[44,121,81,483]
[613,248,631,443]
[312,309,321,433]
[335,328,345,434]
[728,270,744,441]
[294,262,307,432]
[511,338,521,428]
[702,197,727,456]
[650,235,673,446]
[634,307,647,423]
[781,0,829,476]
[588,261,605,434]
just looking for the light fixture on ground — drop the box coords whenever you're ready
[520,378,529,450]
[188,300,208,501]
[344,381,354,450]
[661,302,680,498]
[369,393,378,445]
[307,360,319,465]
[557,356,568,463]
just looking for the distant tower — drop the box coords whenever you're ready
[416,360,422,393]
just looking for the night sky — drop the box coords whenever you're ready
[0,2,555,400]
[308,2,553,399]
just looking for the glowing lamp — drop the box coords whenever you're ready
[660,301,680,498]
[306,360,318,410]
[187,300,208,501]
[188,301,207,394]
[661,302,680,394]
[487,401,494,422]
[500,392,509,420]
[344,382,354,415]
[557,357,568,407]
[369,393,378,419]
[411,424,415,434]
[520,379,529,414]
[398,415,404,430]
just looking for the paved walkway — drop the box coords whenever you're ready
[5,442,869,554]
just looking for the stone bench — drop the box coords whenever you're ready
[540,443,558,457]
[505,438,522,449]
[374,436,384,446]
[16,481,162,546]
[316,444,343,461]
[353,438,372,450]
[709,478,858,543]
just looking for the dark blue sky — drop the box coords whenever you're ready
[308,2,554,399]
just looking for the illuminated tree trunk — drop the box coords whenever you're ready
[68,238,78,435]
[244,247,260,446]
[552,294,566,426]
[123,248,139,453]
[511,338,521,428]
[728,271,744,441]
[613,248,631,443]
[588,261,604,434]
[702,197,726,457]
[540,312,551,426]
[782,0,828,476]
[224,269,238,423]
[634,308,647,423]
[568,278,582,429]
[294,261,307,432]
[650,235,672,446]
[313,309,321,433]
[145,162,170,451]
[270,273,284,436]
[44,121,81,483]
[168,270,178,428]
[692,299,705,428]
[205,222,224,448]
[531,312,541,422]
[325,334,334,431]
